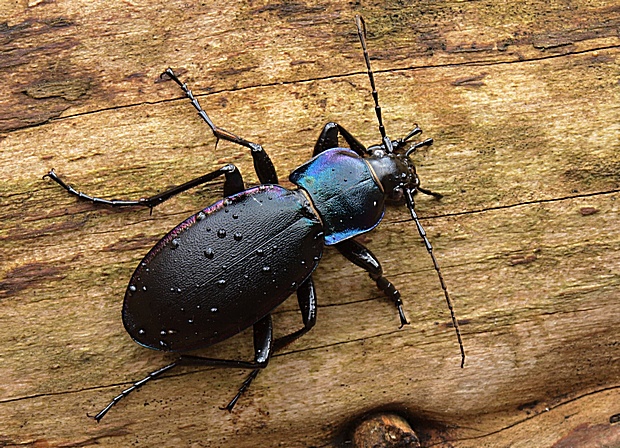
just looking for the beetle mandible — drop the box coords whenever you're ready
[45,16,465,421]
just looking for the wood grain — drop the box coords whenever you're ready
[1,0,619,446]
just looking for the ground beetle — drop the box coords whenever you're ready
[45,16,465,421]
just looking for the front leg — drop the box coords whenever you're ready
[313,122,369,157]
[336,238,409,328]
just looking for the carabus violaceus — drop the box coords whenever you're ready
[45,16,465,421]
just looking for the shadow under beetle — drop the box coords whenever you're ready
[45,16,465,421]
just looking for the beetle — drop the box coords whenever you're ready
[45,16,464,421]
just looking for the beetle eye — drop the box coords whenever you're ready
[390,187,404,202]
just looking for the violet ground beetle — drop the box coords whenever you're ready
[45,16,465,421]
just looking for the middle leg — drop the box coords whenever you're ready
[162,69,278,184]
[222,276,318,410]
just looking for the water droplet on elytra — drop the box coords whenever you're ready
[232,214,239,219]
[138,329,145,335]
[210,307,218,313]
[217,279,227,288]
[204,248,215,259]
[217,229,227,238]
[256,249,265,256]
[262,266,271,272]
[171,238,180,249]
[129,285,137,293]
[196,211,206,221]
[142,286,147,291]
[234,232,242,241]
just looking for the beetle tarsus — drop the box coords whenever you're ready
[221,369,260,412]
[91,361,179,422]
[91,402,114,423]
[397,303,410,328]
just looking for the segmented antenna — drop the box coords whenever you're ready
[355,16,387,142]
[404,188,466,368]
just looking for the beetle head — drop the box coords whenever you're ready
[366,131,433,203]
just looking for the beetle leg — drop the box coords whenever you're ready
[44,164,245,209]
[91,315,273,421]
[222,369,260,411]
[336,238,409,328]
[223,276,318,411]
[219,314,273,411]
[314,122,368,157]
[161,68,279,184]
[274,275,317,351]
[180,315,273,412]
[90,361,179,422]
[178,315,273,371]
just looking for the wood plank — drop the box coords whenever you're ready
[1,0,619,446]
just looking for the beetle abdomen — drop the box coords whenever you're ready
[289,148,385,245]
[122,185,324,352]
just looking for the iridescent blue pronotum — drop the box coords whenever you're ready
[45,16,465,421]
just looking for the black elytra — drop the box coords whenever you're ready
[44,15,465,422]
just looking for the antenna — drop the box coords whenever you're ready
[404,188,466,368]
[355,15,387,142]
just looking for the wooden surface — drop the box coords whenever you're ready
[1,1,619,446]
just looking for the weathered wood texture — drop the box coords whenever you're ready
[1,1,619,446]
